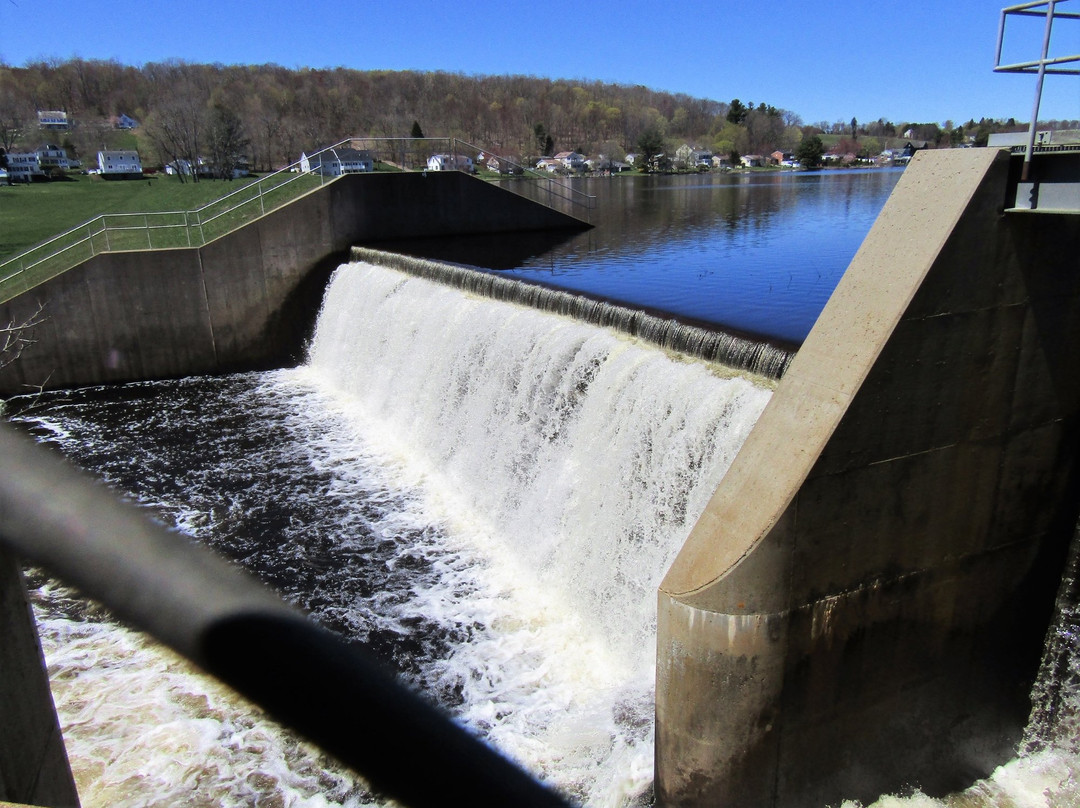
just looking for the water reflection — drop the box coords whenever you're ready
[372,169,903,346]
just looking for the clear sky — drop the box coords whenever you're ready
[1,0,1077,127]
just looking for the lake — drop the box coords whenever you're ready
[381,168,905,346]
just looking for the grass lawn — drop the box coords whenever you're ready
[0,173,267,260]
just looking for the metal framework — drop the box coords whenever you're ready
[995,0,1080,178]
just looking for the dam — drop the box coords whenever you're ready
[1,148,1079,807]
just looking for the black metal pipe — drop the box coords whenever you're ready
[0,422,576,808]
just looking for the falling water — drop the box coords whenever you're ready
[350,247,795,380]
[13,259,774,806]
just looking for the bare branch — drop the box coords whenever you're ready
[1,300,47,370]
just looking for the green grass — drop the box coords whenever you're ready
[0,172,270,259]
[0,170,333,304]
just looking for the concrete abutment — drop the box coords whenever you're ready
[657,148,1080,807]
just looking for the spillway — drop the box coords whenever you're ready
[15,257,773,805]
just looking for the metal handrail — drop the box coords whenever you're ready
[994,0,1080,179]
[0,149,334,305]
[1,136,593,305]
[0,420,577,808]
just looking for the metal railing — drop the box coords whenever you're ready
[0,137,595,305]
[348,136,597,220]
[995,0,1080,179]
[0,150,332,305]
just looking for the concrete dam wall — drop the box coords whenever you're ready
[0,171,587,397]
[657,148,1080,806]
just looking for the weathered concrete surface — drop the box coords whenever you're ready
[657,148,1080,807]
[0,550,79,808]
[0,171,587,396]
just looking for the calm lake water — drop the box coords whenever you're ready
[382,168,905,345]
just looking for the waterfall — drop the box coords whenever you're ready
[350,247,795,380]
[1023,517,1080,757]
[302,259,773,801]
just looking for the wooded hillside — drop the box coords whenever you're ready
[0,58,1065,172]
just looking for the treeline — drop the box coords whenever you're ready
[1,58,1073,172]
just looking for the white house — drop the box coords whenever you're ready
[484,154,523,175]
[36,144,72,174]
[675,144,713,169]
[301,147,374,176]
[165,158,195,176]
[553,151,585,172]
[426,153,474,172]
[37,110,70,130]
[97,150,143,179]
[6,152,44,182]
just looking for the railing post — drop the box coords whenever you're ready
[145,214,152,249]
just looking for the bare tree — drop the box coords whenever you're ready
[0,71,32,153]
[205,104,249,179]
[144,63,210,181]
[1,302,46,371]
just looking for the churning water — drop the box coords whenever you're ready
[10,258,1080,807]
[12,260,771,806]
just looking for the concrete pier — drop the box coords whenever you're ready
[657,148,1080,806]
[0,550,79,807]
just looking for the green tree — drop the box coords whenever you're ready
[410,120,424,138]
[795,135,824,168]
[533,123,553,156]
[636,126,665,172]
[726,98,748,125]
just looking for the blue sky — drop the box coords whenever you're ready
[1,0,1077,127]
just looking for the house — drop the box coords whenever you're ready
[553,151,585,172]
[37,110,70,131]
[6,152,44,182]
[535,157,561,173]
[426,153,474,172]
[769,151,800,168]
[113,114,139,130]
[165,159,195,176]
[484,154,523,175]
[770,151,800,167]
[36,144,72,174]
[165,158,210,177]
[302,147,375,176]
[97,150,143,180]
[585,155,629,174]
[6,144,70,180]
[676,145,714,169]
[740,154,765,168]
